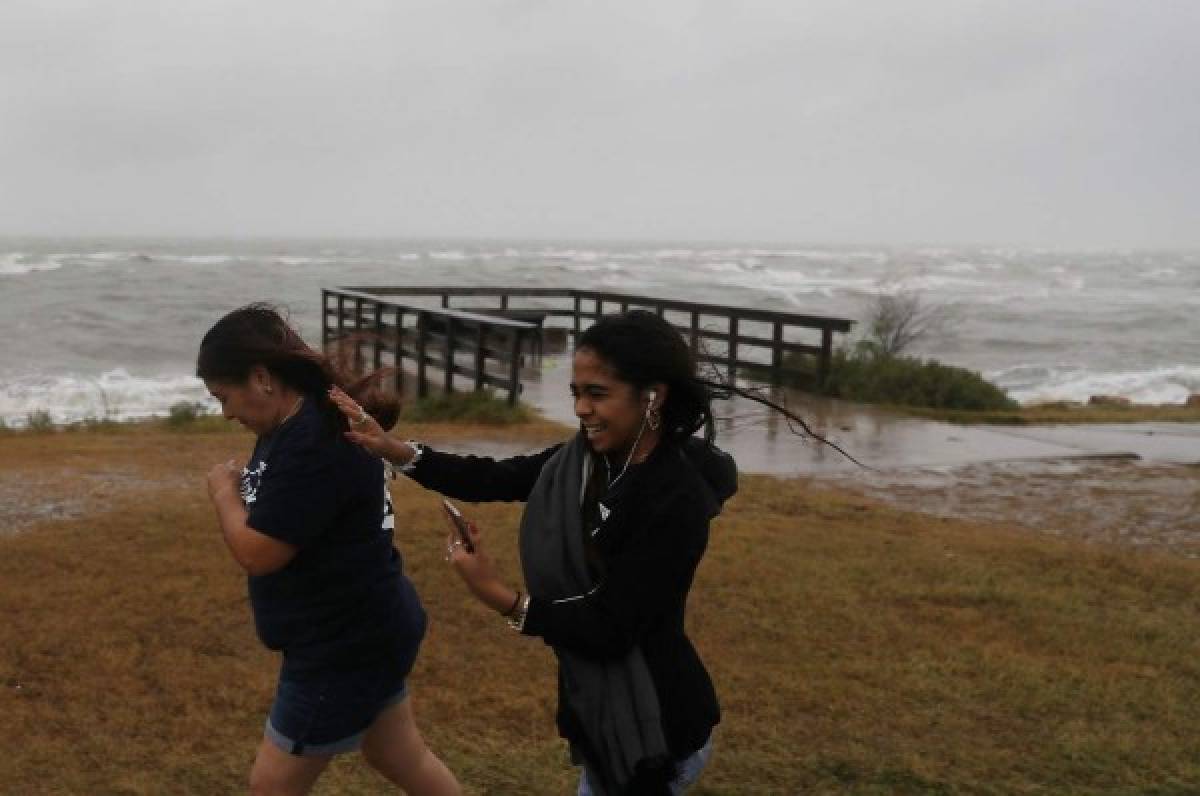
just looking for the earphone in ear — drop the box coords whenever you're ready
[646,389,657,417]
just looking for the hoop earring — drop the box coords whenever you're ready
[647,407,661,431]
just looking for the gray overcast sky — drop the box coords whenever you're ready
[1,1,1197,247]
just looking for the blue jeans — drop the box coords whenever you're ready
[577,734,714,796]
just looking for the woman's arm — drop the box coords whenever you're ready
[409,446,561,503]
[329,385,561,502]
[449,484,712,659]
[206,461,298,576]
[520,497,710,658]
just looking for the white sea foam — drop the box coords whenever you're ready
[86,251,136,262]
[0,370,216,427]
[942,262,979,274]
[991,363,1200,406]
[748,248,889,262]
[0,253,61,276]
[561,262,624,273]
[167,254,238,266]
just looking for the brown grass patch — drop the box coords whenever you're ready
[3,425,1200,793]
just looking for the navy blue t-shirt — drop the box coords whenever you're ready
[240,398,426,679]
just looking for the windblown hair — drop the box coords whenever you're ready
[579,309,862,465]
[195,303,399,433]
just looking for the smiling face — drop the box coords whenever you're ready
[571,347,659,457]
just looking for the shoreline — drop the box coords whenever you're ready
[4,417,1199,555]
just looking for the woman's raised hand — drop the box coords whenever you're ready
[442,510,516,614]
[328,386,392,457]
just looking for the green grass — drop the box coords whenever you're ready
[23,410,56,433]
[899,403,1200,425]
[745,349,1016,412]
[822,349,1017,412]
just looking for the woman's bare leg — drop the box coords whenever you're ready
[248,738,331,796]
[361,697,462,795]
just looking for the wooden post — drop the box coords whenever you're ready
[321,290,330,345]
[372,303,383,371]
[353,298,364,373]
[444,317,455,393]
[416,312,429,398]
[336,294,345,338]
[819,327,834,386]
[507,330,521,406]
[727,316,738,382]
[393,309,404,393]
[573,294,582,337]
[441,293,449,309]
[500,294,509,310]
[771,321,784,386]
[474,324,486,391]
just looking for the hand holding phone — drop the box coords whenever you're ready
[441,499,476,553]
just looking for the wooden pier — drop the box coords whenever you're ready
[322,287,855,405]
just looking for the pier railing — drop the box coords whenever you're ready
[322,286,855,404]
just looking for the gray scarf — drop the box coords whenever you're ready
[519,434,669,795]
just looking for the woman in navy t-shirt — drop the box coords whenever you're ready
[199,304,461,795]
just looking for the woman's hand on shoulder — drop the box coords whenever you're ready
[328,386,396,459]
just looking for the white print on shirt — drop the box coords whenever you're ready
[382,484,395,532]
[240,461,267,505]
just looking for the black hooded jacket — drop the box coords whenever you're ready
[407,434,738,770]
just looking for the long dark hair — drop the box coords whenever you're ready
[195,303,400,433]
[577,310,715,446]
[578,309,861,464]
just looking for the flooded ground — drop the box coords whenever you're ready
[518,350,1200,555]
[812,459,1200,557]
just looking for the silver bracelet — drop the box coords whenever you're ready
[506,593,531,631]
[398,440,426,475]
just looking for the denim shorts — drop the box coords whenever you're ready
[577,734,714,796]
[264,662,410,757]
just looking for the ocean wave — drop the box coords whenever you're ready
[167,255,238,266]
[85,251,144,262]
[0,370,216,427]
[560,262,624,273]
[762,249,889,262]
[941,262,979,274]
[540,249,602,262]
[0,253,61,276]
[990,363,1200,406]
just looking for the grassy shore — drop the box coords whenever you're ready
[3,422,1200,794]
[895,403,1200,426]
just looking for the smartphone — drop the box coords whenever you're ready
[441,499,475,553]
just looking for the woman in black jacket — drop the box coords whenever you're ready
[332,310,737,795]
